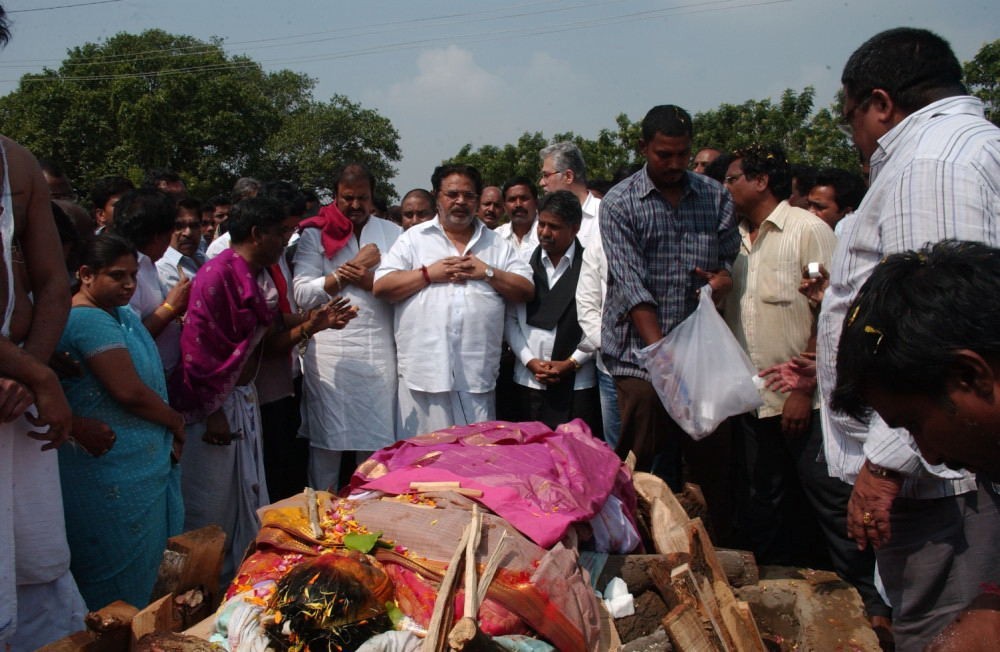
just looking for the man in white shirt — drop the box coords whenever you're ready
[156,198,205,290]
[539,141,601,249]
[495,176,539,261]
[505,190,600,435]
[818,27,1000,650]
[293,164,402,491]
[477,185,504,230]
[375,164,534,438]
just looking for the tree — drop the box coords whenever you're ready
[965,38,999,126]
[0,30,400,199]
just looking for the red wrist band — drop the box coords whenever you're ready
[420,265,431,284]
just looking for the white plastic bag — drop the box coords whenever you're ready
[637,286,763,439]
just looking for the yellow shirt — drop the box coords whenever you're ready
[724,201,838,418]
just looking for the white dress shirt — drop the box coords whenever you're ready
[575,232,609,374]
[817,96,1000,495]
[577,192,602,249]
[375,217,532,394]
[495,218,539,262]
[505,243,595,390]
[130,252,180,374]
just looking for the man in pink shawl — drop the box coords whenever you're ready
[171,196,354,580]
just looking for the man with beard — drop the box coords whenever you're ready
[157,198,205,289]
[496,176,539,261]
[478,185,504,229]
[375,164,533,438]
[599,104,739,494]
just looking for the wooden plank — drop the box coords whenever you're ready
[150,526,226,609]
[650,499,690,555]
[130,595,177,651]
[35,631,104,652]
[633,472,689,526]
[671,563,731,651]
[714,580,766,652]
[687,518,728,586]
[662,602,719,652]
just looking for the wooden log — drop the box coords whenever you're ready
[130,595,177,651]
[687,518,728,587]
[671,563,732,651]
[662,602,720,652]
[633,472,689,526]
[35,631,105,652]
[715,549,759,588]
[714,580,767,652]
[149,526,225,609]
[650,499,690,555]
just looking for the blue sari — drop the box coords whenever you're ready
[57,305,183,609]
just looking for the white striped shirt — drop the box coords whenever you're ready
[817,96,1000,496]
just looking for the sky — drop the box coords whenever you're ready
[0,0,996,196]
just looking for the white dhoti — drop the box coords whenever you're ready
[180,385,269,582]
[0,414,86,650]
[396,386,495,439]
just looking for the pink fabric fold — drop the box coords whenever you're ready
[169,248,275,422]
[348,419,636,548]
[298,203,353,258]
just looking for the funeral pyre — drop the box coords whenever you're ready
[208,419,640,651]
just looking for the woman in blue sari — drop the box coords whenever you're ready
[57,234,185,609]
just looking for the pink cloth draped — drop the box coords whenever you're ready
[298,203,352,259]
[348,419,637,548]
[169,248,275,423]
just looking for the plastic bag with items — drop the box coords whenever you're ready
[637,286,763,439]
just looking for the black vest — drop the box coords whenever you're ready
[525,241,585,361]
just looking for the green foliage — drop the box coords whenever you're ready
[965,39,1000,126]
[0,29,400,200]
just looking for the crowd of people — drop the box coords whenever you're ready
[1,8,999,651]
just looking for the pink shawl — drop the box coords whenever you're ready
[169,248,276,423]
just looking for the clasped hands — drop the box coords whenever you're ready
[525,358,576,385]
[425,255,489,284]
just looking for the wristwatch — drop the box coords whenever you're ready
[484,265,495,282]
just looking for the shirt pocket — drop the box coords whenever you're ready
[758,260,800,304]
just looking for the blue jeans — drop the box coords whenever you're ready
[597,367,621,451]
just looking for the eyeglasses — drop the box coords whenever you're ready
[723,173,745,185]
[440,191,478,202]
[838,94,873,138]
[539,169,563,180]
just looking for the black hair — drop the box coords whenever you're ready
[227,196,287,244]
[501,175,538,200]
[334,163,376,197]
[90,175,135,211]
[831,240,1000,421]
[641,105,693,141]
[143,168,183,189]
[790,164,817,193]
[110,189,175,248]
[402,188,434,205]
[811,168,867,213]
[79,233,137,274]
[537,190,583,228]
[703,153,733,184]
[733,144,792,200]
[261,180,307,218]
[205,193,232,211]
[431,164,483,195]
[175,197,202,217]
[841,27,966,114]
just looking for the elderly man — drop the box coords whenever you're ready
[818,27,1000,650]
[293,163,401,491]
[400,188,435,230]
[539,141,601,248]
[375,164,533,437]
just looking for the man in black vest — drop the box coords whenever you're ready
[503,190,602,437]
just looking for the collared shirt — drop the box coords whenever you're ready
[495,217,539,262]
[575,231,609,374]
[505,243,595,390]
[129,252,180,374]
[817,95,1000,494]
[577,191,601,250]
[155,246,204,290]
[375,217,532,393]
[204,231,230,260]
[723,201,837,418]
[599,167,739,380]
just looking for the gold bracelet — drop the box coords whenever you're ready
[161,301,176,314]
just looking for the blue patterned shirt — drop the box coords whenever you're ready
[599,167,738,379]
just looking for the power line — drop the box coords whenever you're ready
[7,0,123,13]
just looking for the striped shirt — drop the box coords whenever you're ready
[817,95,1000,496]
[724,202,837,418]
[599,167,739,379]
